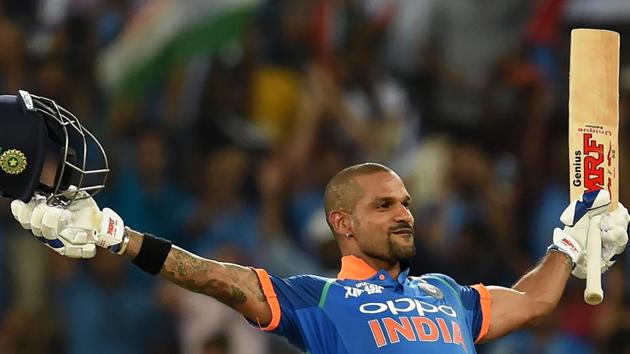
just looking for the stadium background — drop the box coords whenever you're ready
[1,0,630,353]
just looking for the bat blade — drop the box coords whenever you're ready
[568,28,619,305]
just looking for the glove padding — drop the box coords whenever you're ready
[11,194,97,258]
[94,207,126,253]
[10,190,126,258]
[551,190,629,278]
[572,202,629,278]
[598,204,630,260]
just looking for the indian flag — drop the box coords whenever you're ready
[98,0,261,98]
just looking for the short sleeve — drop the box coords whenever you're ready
[251,269,327,351]
[425,273,491,343]
[471,284,491,342]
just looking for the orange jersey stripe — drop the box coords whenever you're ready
[471,284,492,343]
[253,268,281,331]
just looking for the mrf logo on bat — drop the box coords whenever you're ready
[572,125,615,192]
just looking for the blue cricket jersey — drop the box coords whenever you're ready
[252,255,491,354]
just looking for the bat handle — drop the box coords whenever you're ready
[584,219,603,305]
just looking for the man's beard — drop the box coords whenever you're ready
[388,235,416,260]
[360,224,417,264]
[366,235,416,263]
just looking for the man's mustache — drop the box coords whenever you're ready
[389,223,414,233]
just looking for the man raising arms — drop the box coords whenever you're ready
[10,163,630,353]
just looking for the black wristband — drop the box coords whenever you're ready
[132,233,172,275]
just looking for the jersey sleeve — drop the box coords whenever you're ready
[426,273,491,343]
[250,268,326,351]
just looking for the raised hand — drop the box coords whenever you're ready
[550,190,629,278]
[11,194,97,258]
[572,202,629,279]
[10,189,127,257]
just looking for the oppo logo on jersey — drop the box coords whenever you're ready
[359,298,457,318]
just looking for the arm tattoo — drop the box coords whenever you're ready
[160,246,267,308]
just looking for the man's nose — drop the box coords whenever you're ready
[394,204,413,223]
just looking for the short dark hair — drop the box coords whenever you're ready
[323,163,393,231]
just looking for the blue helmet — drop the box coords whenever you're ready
[0,90,108,204]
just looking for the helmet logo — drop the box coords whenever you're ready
[18,90,35,111]
[0,149,27,175]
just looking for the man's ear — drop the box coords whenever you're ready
[328,210,352,236]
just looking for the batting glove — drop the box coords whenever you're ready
[572,202,629,279]
[550,190,609,277]
[11,193,97,258]
[10,190,127,257]
[599,203,629,260]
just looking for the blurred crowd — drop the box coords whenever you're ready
[1,0,630,353]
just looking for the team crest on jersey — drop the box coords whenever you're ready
[418,282,444,300]
[0,149,27,175]
[344,283,384,298]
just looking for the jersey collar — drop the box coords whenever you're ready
[337,255,411,282]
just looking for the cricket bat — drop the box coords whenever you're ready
[569,29,619,305]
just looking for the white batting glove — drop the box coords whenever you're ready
[599,203,629,260]
[95,207,127,254]
[572,202,629,279]
[550,190,609,278]
[11,194,97,258]
[10,190,127,257]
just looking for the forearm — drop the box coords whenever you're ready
[483,251,573,341]
[512,251,572,321]
[122,229,269,314]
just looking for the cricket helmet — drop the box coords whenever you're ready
[0,90,108,205]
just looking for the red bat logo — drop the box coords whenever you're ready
[583,133,605,192]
